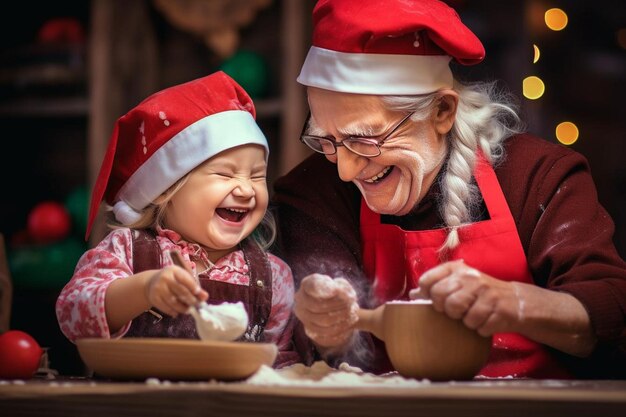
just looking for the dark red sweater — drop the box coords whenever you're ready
[272,133,626,378]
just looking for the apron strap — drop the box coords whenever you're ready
[473,153,516,225]
[131,229,162,273]
[127,229,182,334]
[239,238,273,341]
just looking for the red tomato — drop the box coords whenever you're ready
[0,330,43,379]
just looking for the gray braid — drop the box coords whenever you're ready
[382,80,521,255]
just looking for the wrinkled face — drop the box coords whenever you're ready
[165,145,268,260]
[307,88,449,216]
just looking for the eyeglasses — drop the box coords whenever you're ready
[300,111,415,157]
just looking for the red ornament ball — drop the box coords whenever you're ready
[27,201,71,244]
[0,330,43,379]
[37,18,85,45]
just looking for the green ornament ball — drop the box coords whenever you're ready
[64,186,89,236]
[9,238,87,289]
[219,50,269,98]
[8,246,47,288]
[44,238,86,286]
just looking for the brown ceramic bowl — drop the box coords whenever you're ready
[381,301,492,380]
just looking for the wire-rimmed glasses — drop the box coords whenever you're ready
[300,111,415,157]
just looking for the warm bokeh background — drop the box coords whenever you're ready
[0,0,624,375]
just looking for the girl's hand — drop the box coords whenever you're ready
[294,273,359,349]
[144,266,209,317]
[409,260,523,337]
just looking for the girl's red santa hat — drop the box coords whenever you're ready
[297,0,485,95]
[85,71,268,238]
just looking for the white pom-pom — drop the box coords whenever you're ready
[112,201,142,225]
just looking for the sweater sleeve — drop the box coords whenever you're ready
[499,135,626,376]
[55,229,135,342]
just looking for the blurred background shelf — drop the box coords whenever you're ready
[0,97,89,117]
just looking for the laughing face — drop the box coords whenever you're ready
[307,88,451,216]
[164,144,268,261]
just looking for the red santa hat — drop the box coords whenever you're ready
[297,0,485,95]
[85,71,268,238]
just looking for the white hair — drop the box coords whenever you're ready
[382,80,522,255]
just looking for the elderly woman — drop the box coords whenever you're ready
[273,0,626,378]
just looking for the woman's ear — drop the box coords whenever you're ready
[433,91,459,135]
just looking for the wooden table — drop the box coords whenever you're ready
[1,378,625,417]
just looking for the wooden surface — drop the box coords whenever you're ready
[1,378,625,417]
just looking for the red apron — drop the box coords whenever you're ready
[360,154,570,378]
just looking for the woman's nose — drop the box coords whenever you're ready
[335,147,368,182]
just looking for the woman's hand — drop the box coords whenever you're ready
[144,266,209,317]
[294,273,359,350]
[409,260,522,336]
[410,259,596,356]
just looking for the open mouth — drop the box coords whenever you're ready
[363,166,393,184]
[215,208,249,223]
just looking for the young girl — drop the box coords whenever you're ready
[56,71,299,368]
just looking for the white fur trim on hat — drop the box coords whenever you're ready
[113,201,143,226]
[116,109,268,213]
[297,46,453,95]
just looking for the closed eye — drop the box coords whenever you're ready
[212,172,234,178]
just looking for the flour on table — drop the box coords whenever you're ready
[247,361,429,387]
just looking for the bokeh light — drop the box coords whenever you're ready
[523,76,545,100]
[533,44,540,63]
[556,122,579,145]
[545,8,568,31]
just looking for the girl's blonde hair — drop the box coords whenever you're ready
[382,79,522,255]
[106,171,276,251]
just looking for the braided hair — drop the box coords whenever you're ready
[382,80,522,255]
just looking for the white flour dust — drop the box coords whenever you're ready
[247,361,430,387]
[307,274,337,298]
[387,299,433,305]
[189,301,249,341]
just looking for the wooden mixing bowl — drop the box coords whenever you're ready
[357,301,492,381]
